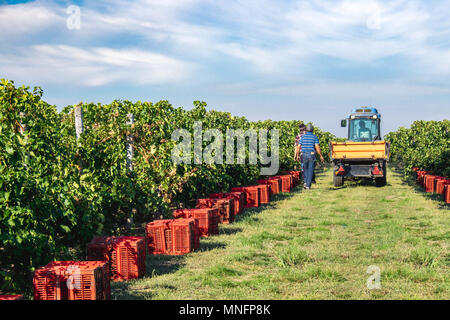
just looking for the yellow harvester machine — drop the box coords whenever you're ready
[330,107,390,187]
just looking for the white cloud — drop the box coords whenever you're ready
[0,45,194,87]
[0,1,64,39]
[256,81,450,98]
[77,0,222,55]
[217,79,450,100]
[191,0,439,72]
[2,0,450,85]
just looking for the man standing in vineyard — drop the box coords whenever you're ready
[299,124,325,189]
[294,123,306,163]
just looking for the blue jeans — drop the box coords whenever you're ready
[301,153,316,188]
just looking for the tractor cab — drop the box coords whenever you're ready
[331,106,389,187]
[341,107,381,142]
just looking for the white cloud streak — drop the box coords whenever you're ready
[0,45,193,86]
[1,0,450,87]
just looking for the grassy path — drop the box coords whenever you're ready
[112,168,449,300]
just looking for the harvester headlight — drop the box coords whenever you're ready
[373,115,378,119]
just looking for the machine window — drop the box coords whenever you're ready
[349,119,379,142]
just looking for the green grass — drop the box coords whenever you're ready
[111,167,450,300]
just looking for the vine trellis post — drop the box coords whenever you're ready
[74,104,84,174]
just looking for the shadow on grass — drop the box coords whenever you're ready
[391,166,449,210]
[111,281,150,300]
[110,255,179,299]
[199,240,227,251]
[146,254,187,277]
[219,226,243,235]
[233,190,298,222]
[421,192,450,210]
[327,179,389,191]
[111,278,179,300]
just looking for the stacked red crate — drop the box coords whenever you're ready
[0,295,23,300]
[288,171,301,186]
[87,236,146,282]
[446,185,450,204]
[268,177,282,194]
[436,178,450,195]
[172,218,199,254]
[173,208,219,237]
[278,175,292,192]
[33,261,72,300]
[196,198,235,224]
[288,175,294,190]
[33,261,110,300]
[209,192,245,216]
[230,192,245,215]
[231,186,260,208]
[112,236,146,281]
[87,236,116,278]
[416,171,429,187]
[425,175,437,193]
[146,220,170,254]
[255,184,270,204]
[67,261,110,300]
[257,179,278,196]
[146,219,199,255]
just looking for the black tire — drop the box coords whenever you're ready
[333,172,344,187]
[375,161,387,187]
[375,176,387,187]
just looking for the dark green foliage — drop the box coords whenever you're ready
[385,120,450,177]
[0,80,336,295]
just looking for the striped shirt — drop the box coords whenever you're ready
[295,131,305,146]
[299,132,319,153]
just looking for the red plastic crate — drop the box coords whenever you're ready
[86,236,116,278]
[425,175,436,193]
[112,236,146,281]
[281,171,300,187]
[435,178,450,195]
[218,198,234,223]
[67,261,110,300]
[255,184,270,204]
[288,175,294,189]
[146,220,171,254]
[268,177,282,194]
[0,295,23,300]
[48,261,109,300]
[34,261,110,300]
[209,192,245,216]
[33,266,59,300]
[446,185,450,204]
[277,175,292,192]
[171,218,199,255]
[257,179,279,196]
[288,171,301,186]
[146,219,199,255]
[196,198,235,224]
[230,192,245,215]
[33,261,73,300]
[91,261,111,300]
[173,208,219,237]
[87,236,145,282]
[206,194,235,216]
[417,171,429,187]
[231,186,260,208]
[416,171,423,185]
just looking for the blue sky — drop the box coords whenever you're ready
[1,0,449,136]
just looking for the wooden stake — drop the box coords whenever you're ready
[74,104,84,141]
[126,113,134,172]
